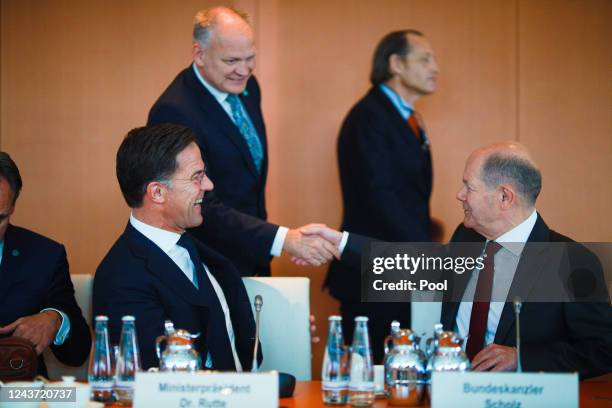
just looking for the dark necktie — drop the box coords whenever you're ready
[465,241,502,361]
[407,110,421,141]
[176,234,236,370]
[226,94,264,174]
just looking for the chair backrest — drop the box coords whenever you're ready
[242,277,312,380]
[43,273,93,380]
[45,275,313,381]
[410,290,442,343]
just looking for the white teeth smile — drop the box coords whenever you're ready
[195,198,203,205]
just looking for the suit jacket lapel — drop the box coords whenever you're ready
[0,225,24,299]
[372,87,431,198]
[190,235,241,303]
[124,224,209,307]
[188,233,239,370]
[494,215,551,344]
[185,68,260,178]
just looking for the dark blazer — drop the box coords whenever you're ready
[441,215,612,378]
[343,217,612,377]
[343,216,612,377]
[326,86,433,302]
[0,224,91,376]
[92,223,260,371]
[148,66,277,277]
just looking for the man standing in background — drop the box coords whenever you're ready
[149,6,337,277]
[324,30,439,362]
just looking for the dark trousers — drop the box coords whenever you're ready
[340,301,411,364]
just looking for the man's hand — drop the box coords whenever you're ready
[299,224,343,246]
[283,224,340,267]
[471,344,517,372]
[0,311,62,354]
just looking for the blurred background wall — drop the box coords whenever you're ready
[2,0,610,378]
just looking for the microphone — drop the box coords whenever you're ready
[252,295,263,372]
[250,294,295,397]
[513,296,522,373]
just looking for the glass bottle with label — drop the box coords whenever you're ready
[88,315,114,403]
[348,316,375,406]
[114,315,142,405]
[322,315,349,405]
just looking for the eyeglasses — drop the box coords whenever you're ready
[164,170,208,186]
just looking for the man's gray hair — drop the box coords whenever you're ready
[481,153,542,206]
[193,7,250,47]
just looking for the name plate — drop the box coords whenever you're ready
[133,371,278,408]
[431,372,578,408]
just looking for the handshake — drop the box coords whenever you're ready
[282,224,344,267]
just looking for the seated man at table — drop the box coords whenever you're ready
[93,124,260,370]
[300,141,612,378]
[0,152,91,377]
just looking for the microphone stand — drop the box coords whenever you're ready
[513,296,522,373]
[252,295,263,372]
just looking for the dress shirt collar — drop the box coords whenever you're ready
[192,62,230,105]
[129,213,182,253]
[492,209,538,256]
[379,83,414,120]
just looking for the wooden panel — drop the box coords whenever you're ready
[1,0,217,275]
[518,0,612,241]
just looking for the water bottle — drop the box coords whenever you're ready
[321,315,348,405]
[348,316,374,407]
[114,315,142,405]
[88,315,114,402]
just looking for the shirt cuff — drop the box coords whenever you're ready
[270,226,289,257]
[338,231,349,256]
[41,308,71,346]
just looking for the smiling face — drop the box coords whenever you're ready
[456,153,500,239]
[0,177,15,241]
[392,34,439,101]
[193,16,255,94]
[162,142,213,233]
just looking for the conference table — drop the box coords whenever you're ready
[101,375,611,407]
[278,376,612,408]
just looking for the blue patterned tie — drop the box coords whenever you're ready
[226,94,263,174]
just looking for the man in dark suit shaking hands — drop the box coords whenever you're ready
[304,142,612,378]
[93,124,260,371]
[148,7,337,277]
[0,152,91,377]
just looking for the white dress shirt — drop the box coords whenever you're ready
[130,214,243,371]
[456,210,538,347]
[191,63,288,256]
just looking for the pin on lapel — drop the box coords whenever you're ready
[11,249,19,257]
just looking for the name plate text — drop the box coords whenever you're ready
[431,371,578,408]
[133,371,278,408]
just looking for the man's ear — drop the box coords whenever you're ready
[147,182,167,204]
[192,42,205,66]
[388,53,404,76]
[499,185,516,210]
